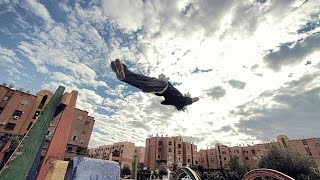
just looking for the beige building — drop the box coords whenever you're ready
[144,135,198,171]
[43,108,95,160]
[88,141,145,170]
[197,135,320,170]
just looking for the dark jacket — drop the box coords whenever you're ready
[155,83,193,110]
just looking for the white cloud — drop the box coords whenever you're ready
[25,0,54,25]
[2,0,320,149]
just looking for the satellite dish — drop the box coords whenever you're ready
[9,84,14,88]
[2,82,7,86]
[18,88,24,91]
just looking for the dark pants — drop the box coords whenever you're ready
[121,64,168,93]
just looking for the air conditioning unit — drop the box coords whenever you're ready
[13,116,20,120]
[0,122,6,126]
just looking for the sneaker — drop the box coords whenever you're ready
[110,61,122,80]
[110,61,117,73]
[114,59,125,80]
[191,97,199,103]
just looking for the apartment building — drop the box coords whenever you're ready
[0,84,95,169]
[144,135,198,171]
[198,135,320,170]
[0,84,51,136]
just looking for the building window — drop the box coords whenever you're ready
[223,157,227,160]
[178,151,181,154]
[12,110,23,119]
[67,146,73,152]
[222,151,226,154]
[27,122,33,130]
[20,99,29,105]
[168,148,172,152]
[38,95,48,109]
[72,136,78,141]
[178,144,182,148]
[46,131,51,136]
[251,150,256,154]
[201,158,204,162]
[187,159,190,163]
[158,148,161,151]
[302,140,307,145]
[33,111,40,119]
[158,141,162,145]
[211,158,214,162]
[246,157,249,160]
[5,122,16,130]
[3,96,11,101]
[85,121,89,125]
[0,107,3,114]
[77,115,83,120]
[243,150,248,154]
[168,141,172,145]
[234,150,239,153]
[82,130,86,134]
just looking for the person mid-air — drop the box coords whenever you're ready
[111,59,199,111]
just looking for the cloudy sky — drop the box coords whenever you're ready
[0,0,319,149]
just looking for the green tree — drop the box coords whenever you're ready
[258,145,320,179]
[208,171,225,180]
[121,164,131,178]
[227,156,249,179]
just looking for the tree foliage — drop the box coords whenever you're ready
[258,145,320,179]
[203,156,248,180]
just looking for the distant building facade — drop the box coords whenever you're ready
[197,135,320,170]
[144,135,198,171]
[88,141,145,171]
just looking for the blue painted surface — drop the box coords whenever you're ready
[64,157,120,180]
